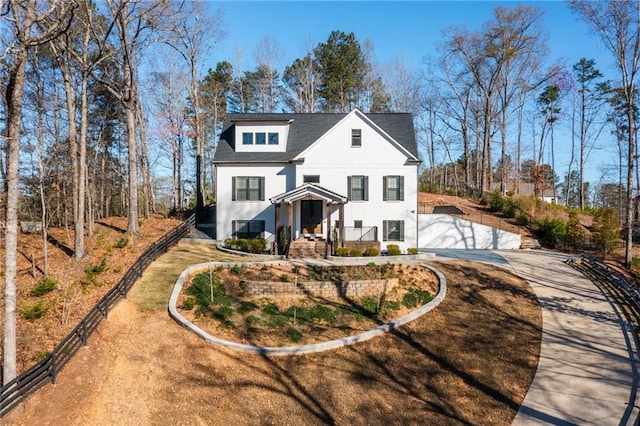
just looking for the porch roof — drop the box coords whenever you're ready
[269,183,348,205]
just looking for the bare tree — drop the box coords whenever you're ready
[3,0,77,385]
[572,0,640,267]
[165,0,223,210]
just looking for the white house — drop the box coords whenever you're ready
[213,109,420,255]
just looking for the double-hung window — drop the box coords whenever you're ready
[242,132,253,145]
[232,176,265,201]
[268,133,279,145]
[383,176,404,201]
[383,220,404,242]
[347,175,368,201]
[255,132,266,145]
[232,220,265,239]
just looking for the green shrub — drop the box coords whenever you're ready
[488,191,504,212]
[230,264,242,275]
[363,247,380,257]
[386,244,401,256]
[406,247,419,255]
[564,209,585,251]
[287,327,304,343]
[262,302,280,315]
[536,218,566,248]
[361,297,378,314]
[237,239,250,252]
[592,207,621,256]
[335,247,350,257]
[212,306,234,321]
[266,314,289,329]
[23,302,47,320]
[30,276,58,297]
[84,257,108,286]
[249,238,267,254]
[402,288,433,308]
[502,198,516,218]
[185,272,226,310]
[245,315,261,326]
[515,213,529,226]
[349,248,363,257]
[114,235,129,249]
[237,300,259,313]
[181,297,196,310]
[309,304,337,322]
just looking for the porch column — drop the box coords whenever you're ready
[339,204,344,247]
[274,204,280,255]
[324,202,330,257]
[287,202,294,242]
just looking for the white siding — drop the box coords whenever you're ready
[297,113,418,252]
[216,163,294,241]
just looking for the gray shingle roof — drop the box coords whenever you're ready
[213,112,418,163]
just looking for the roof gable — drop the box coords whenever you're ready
[213,110,419,163]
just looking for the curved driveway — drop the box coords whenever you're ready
[430,249,640,425]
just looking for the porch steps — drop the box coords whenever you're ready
[288,239,327,259]
[520,237,541,249]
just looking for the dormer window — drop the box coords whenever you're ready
[352,129,361,147]
[268,133,279,145]
[256,132,266,145]
[242,132,253,145]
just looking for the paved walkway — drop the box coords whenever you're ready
[430,249,640,425]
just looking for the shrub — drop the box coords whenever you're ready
[592,207,620,257]
[386,244,401,256]
[360,297,378,314]
[30,276,58,297]
[287,327,304,343]
[515,213,529,226]
[335,247,350,257]
[237,239,250,252]
[266,314,289,329]
[535,218,566,248]
[84,257,108,286]
[114,235,129,249]
[363,247,380,257]
[181,297,196,310]
[402,288,433,308]
[23,302,47,320]
[488,191,504,212]
[212,306,234,322]
[564,210,584,251]
[349,248,363,257]
[309,304,337,322]
[249,238,267,254]
[262,302,280,315]
[245,315,261,326]
[237,300,259,313]
[406,247,419,255]
[502,198,516,218]
[230,264,242,275]
[185,271,225,310]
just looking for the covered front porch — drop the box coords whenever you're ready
[269,183,348,257]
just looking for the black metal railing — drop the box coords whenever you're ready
[344,226,377,242]
[0,213,196,417]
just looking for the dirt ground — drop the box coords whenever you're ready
[4,241,542,425]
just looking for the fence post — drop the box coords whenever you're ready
[51,353,57,385]
[81,319,88,346]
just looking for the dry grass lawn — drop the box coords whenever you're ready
[5,241,541,425]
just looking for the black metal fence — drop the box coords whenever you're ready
[0,214,196,417]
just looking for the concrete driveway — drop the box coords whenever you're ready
[428,249,640,425]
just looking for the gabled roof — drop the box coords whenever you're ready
[269,183,348,205]
[213,110,419,163]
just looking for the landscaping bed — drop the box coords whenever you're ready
[177,262,439,346]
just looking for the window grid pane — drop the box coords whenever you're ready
[387,176,400,201]
[352,176,364,201]
[242,133,253,145]
[268,133,279,145]
[256,133,266,144]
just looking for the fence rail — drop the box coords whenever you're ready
[574,253,640,322]
[0,213,196,417]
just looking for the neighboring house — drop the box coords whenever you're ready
[213,108,420,254]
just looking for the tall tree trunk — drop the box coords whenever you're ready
[137,98,152,218]
[3,45,27,384]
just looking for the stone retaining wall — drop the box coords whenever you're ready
[241,278,398,299]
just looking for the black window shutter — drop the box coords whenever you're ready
[232,177,237,201]
[383,220,388,241]
[232,220,237,237]
[347,176,352,200]
[399,221,405,241]
[383,176,388,201]
[259,177,265,201]
[364,176,369,201]
[399,176,404,201]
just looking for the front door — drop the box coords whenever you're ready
[300,200,323,234]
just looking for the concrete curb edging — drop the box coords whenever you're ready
[215,244,286,260]
[168,261,446,356]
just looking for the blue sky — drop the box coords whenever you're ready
[205,1,620,187]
